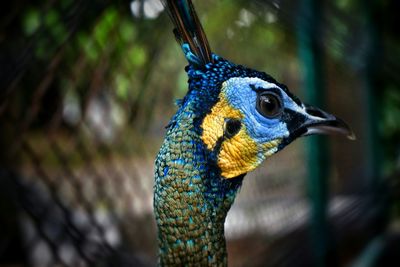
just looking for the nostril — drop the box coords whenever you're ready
[305,107,328,119]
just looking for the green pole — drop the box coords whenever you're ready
[350,1,385,265]
[297,0,332,266]
[363,0,382,186]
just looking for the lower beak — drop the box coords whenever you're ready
[299,105,356,140]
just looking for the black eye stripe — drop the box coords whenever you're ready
[281,108,307,139]
[249,83,303,107]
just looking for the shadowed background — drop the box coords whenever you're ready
[0,0,399,266]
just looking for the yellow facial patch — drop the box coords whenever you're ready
[219,131,281,178]
[201,83,282,179]
[201,83,243,151]
[218,127,258,178]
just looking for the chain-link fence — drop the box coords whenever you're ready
[1,0,397,267]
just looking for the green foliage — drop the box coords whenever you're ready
[128,45,147,67]
[10,0,400,178]
[335,0,356,10]
[382,84,400,174]
[382,85,400,137]
[119,20,136,43]
[23,8,40,35]
[94,8,118,49]
[115,73,130,99]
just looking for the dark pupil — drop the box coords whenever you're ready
[257,94,281,118]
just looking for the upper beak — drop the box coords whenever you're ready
[299,104,356,140]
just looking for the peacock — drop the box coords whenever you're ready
[154,0,354,266]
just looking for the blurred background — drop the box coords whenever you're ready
[0,0,399,266]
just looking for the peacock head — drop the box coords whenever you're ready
[162,0,354,182]
[189,54,355,179]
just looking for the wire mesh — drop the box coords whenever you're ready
[0,0,395,267]
[1,1,160,266]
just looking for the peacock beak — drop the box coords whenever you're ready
[299,104,356,140]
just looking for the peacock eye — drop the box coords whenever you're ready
[256,92,283,118]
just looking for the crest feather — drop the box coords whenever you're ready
[162,0,213,66]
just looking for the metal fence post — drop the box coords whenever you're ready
[297,0,332,266]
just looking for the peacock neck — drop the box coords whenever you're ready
[154,103,243,266]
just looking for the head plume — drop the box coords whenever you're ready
[162,0,213,67]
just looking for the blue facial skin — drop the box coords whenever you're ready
[168,52,284,131]
[222,77,306,145]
